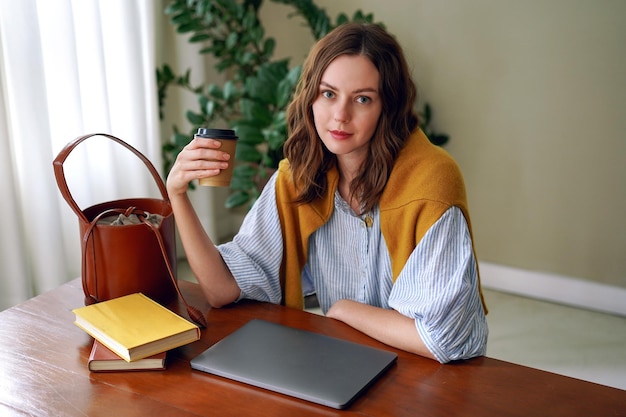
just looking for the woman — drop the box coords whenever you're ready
[166,23,488,363]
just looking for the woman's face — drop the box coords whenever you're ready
[312,54,382,169]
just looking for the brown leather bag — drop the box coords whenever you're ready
[53,133,206,327]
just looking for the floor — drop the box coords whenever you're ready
[482,288,626,391]
[178,261,626,391]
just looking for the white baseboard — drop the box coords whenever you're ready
[479,262,626,317]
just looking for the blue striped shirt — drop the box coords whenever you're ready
[218,172,488,363]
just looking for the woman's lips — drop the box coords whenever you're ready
[330,130,352,140]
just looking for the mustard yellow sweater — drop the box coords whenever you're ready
[274,129,486,311]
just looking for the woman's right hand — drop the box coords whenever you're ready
[166,137,231,197]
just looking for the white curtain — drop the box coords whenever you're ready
[0,0,163,310]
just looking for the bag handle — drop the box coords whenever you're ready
[53,133,169,223]
[80,208,124,304]
[139,214,208,328]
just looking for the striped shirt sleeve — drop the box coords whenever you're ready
[217,172,283,304]
[388,207,488,363]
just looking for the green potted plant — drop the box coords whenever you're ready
[158,0,447,209]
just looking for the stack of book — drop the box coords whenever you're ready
[72,293,201,372]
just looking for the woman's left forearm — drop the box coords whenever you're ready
[326,299,437,360]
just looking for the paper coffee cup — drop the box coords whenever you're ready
[195,128,238,187]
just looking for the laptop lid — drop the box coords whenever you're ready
[190,319,398,409]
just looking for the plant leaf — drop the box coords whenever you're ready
[240,99,272,125]
[225,32,239,49]
[189,33,211,43]
[233,164,258,177]
[276,78,293,108]
[229,174,256,191]
[263,38,276,56]
[234,124,264,145]
[225,191,250,209]
[186,110,205,125]
[235,143,263,162]
[223,80,237,101]
[174,132,190,147]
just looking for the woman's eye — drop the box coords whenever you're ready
[356,96,371,104]
[321,90,335,99]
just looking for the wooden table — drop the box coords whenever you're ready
[1,279,624,416]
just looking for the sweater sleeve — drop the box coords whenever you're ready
[217,172,284,304]
[387,206,488,363]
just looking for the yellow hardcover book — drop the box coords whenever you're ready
[73,293,201,362]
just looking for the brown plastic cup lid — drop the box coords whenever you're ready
[195,128,238,139]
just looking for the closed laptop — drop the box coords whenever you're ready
[191,319,398,409]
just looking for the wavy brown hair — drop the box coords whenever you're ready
[284,23,419,213]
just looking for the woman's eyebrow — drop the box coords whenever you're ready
[319,81,378,94]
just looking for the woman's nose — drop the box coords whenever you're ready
[333,101,350,123]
